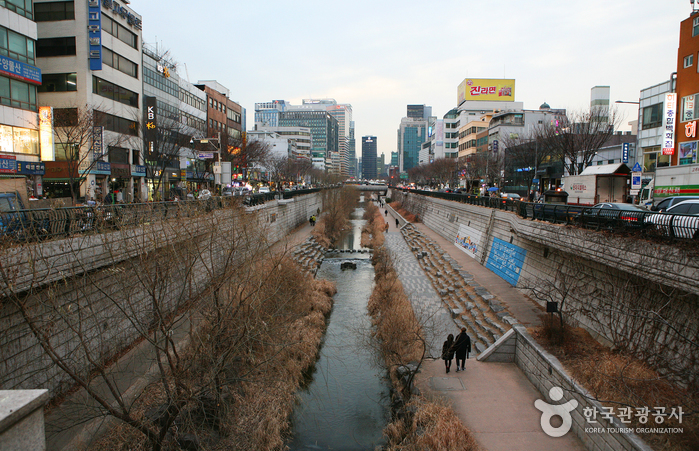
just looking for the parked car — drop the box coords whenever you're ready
[258,186,271,194]
[0,192,27,236]
[197,189,212,200]
[651,195,699,212]
[645,199,699,239]
[501,193,521,201]
[580,203,649,229]
[222,187,234,197]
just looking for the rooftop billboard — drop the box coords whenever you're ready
[457,78,515,105]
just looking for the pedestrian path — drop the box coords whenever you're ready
[384,232,454,359]
[382,206,583,451]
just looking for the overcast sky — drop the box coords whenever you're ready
[133,0,690,161]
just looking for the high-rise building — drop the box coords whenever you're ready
[407,104,432,120]
[348,120,356,177]
[0,0,43,197]
[254,99,340,170]
[591,86,610,125]
[37,0,144,201]
[325,101,352,176]
[362,136,377,179]
[398,115,428,172]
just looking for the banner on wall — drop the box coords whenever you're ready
[454,223,483,259]
[485,237,527,286]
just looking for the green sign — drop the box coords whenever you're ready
[400,172,408,179]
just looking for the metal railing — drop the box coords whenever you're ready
[390,187,699,241]
[0,188,322,245]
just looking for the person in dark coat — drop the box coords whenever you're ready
[395,218,399,227]
[442,334,455,373]
[451,327,471,372]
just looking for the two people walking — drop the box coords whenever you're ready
[309,215,316,226]
[442,327,471,373]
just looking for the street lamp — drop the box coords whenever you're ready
[190,131,221,187]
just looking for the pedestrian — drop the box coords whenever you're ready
[385,209,388,216]
[450,327,471,372]
[442,334,455,373]
[395,218,399,227]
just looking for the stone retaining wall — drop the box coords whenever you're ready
[0,193,322,396]
[480,326,652,450]
[390,190,699,385]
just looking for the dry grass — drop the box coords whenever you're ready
[361,201,386,248]
[384,397,480,451]
[368,244,480,450]
[93,258,336,451]
[389,201,418,223]
[533,325,698,451]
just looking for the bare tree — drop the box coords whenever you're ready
[50,105,136,203]
[225,133,271,182]
[533,107,620,176]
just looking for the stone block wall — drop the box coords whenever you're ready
[513,325,652,451]
[390,190,699,386]
[0,193,321,396]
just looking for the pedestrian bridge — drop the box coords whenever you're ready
[348,184,388,193]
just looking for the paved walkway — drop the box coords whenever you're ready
[382,205,584,451]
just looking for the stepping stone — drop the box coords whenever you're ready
[450,308,463,318]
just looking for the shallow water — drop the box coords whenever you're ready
[286,207,390,451]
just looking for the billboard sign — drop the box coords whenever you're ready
[144,96,157,160]
[458,78,515,105]
[39,106,55,162]
[454,223,483,259]
[662,93,676,155]
[0,55,41,85]
[88,0,102,71]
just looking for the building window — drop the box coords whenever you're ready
[92,77,138,107]
[0,124,38,154]
[38,72,76,92]
[94,110,138,136]
[641,103,662,129]
[0,27,36,64]
[0,76,36,111]
[0,0,33,19]
[34,1,74,21]
[54,108,78,126]
[108,146,129,164]
[102,15,137,49]
[684,54,693,68]
[36,37,76,57]
[682,94,699,122]
[694,16,699,37]
[102,47,138,78]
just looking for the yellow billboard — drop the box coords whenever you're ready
[457,78,515,104]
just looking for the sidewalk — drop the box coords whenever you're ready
[382,206,583,451]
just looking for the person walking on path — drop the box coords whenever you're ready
[451,327,471,372]
[385,209,388,216]
[442,334,455,373]
[395,218,399,228]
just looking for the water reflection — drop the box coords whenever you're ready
[287,211,389,451]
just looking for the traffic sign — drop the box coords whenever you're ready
[632,162,643,172]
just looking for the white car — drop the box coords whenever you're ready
[197,189,212,200]
[258,186,271,194]
[645,199,699,239]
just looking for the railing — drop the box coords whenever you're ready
[390,187,699,241]
[0,189,322,245]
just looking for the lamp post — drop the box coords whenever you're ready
[190,131,221,189]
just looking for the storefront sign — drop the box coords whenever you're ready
[144,96,157,160]
[88,0,102,71]
[88,161,111,175]
[663,93,677,155]
[0,55,41,85]
[39,106,55,162]
[0,155,17,174]
[102,0,142,29]
[111,164,130,178]
[131,164,146,177]
[17,161,45,175]
[686,121,696,138]
[457,78,515,105]
[92,125,104,157]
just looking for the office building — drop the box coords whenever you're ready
[37,0,143,201]
[0,0,43,197]
[362,136,377,179]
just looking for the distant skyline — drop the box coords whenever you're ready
[133,0,691,160]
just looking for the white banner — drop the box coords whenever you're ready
[454,223,483,259]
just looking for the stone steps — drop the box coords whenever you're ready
[400,224,515,352]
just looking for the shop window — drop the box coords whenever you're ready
[38,72,77,92]
[34,1,74,21]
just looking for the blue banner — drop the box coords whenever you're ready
[0,55,41,85]
[17,161,45,175]
[88,0,102,71]
[131,164,146,177]
[485,237,527,286]
[0,157,17,173]
[91,161,111,175]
